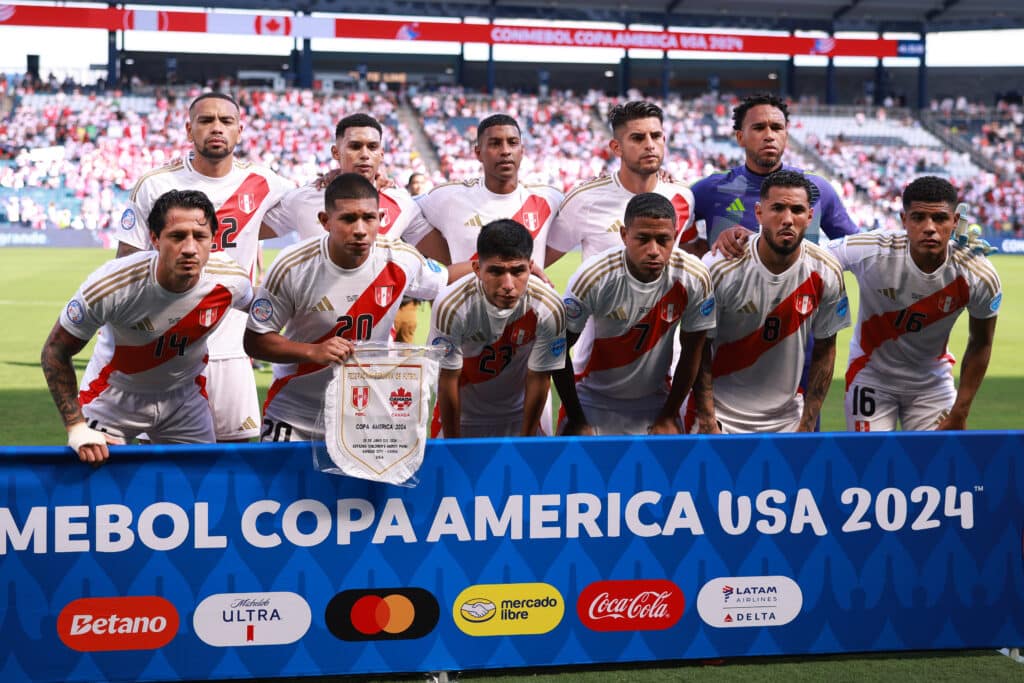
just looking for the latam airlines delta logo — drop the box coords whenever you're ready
[192,592,311,647]
[577,579,684,632]
[696,576,802,628]
[454,583,564,636]
[57,596,179,652]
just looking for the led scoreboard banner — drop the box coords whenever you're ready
[0,431,1022,682]
[0,4,925,58]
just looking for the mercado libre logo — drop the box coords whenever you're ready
[696,576,802,628]
[577,579,685,632]
[453,583,564,636]
[192,592,311,647]
[57,596,179,652]
[325,588,439,641]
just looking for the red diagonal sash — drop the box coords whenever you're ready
[378,192,402,236]
[79,284,232,404]
[669,193,696,243]
[459,310,538,385]
[711,272,823,378]
[845,277,969,389]
[211,173,271,253]
[469,193,552,259]
[264,261,407,408]
[579,281,687,378]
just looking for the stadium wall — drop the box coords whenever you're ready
[2,432,1022,681]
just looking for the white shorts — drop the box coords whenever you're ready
[260,410,319,442]
[81,381,214,444]
[576,386,664,435]
[204,357,261,441]
[845,380,955,432]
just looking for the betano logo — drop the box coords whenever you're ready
[57,596,179,652]
[192,592,311,647]
[453,583,563,636]
[577,579,684,632]
[325,588,439,641]
[696,576,802,628]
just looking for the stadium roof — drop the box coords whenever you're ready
[113,0,1024,33]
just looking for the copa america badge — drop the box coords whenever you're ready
[120,208,136,231]
[563,297,583,320]
[66,299,85,324]
[250,298,274,323]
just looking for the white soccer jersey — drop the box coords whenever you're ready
[548,172,697,262]
[263,183,421,242]
[429,274,566,425]
[60,252,253,401]
[563,246,715,403]
[705,235,850,432]
[826,231,1002,392]
[407,178,562,265]
[117,154,292,361]
[247,235,448,427]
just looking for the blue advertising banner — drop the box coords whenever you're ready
[1,432,1022,682]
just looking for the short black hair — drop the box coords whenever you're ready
[324,172,378,211]
[608,101,663,134]
[624,193,676,229]
[335,113,383,140]
[902,176,957,211]
[760,169,813,203]
[148,190,219,237]
[732,92,790,131]
[188,92,239,116]
[476,114,520,141]
[477,219,533,261]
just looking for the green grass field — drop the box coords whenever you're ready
[1,247,1022,681]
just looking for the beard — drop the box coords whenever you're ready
[197,141,232,160]
[763,231,802,257]
[751,151,782,170]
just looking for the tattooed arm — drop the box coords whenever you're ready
[798,334,838,432]
[40,321,109,463]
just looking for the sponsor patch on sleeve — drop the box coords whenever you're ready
[563,297,583,320]
[120,208,136,231]
[837,296,849,318]
[431,335,456,358]
[990,292,1002,312]
[250,298,274,323]
[550,337,566,358]
[700,297,715,316]
[66,299,85,325]
[426,259,443,273]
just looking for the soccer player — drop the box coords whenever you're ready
[826,176,1001,431]
[243,173,461,442]
[690,93,859,257]
[41,190,253,463]
[557,193,715,435]
[406,114,563,266]
[429,220,567,438]
[693,171,849,433]
[546,101,697,265]
[116,92,292,442]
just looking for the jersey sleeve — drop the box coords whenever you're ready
[561,262,596,335]
[245,263,297,335]
[116,182,155,250]
[427,294,465,371]
[527,289,568,373]
[813,177,860,238]
[404,251,448,301]
[400,200,433,247]
[547,198,581,254]
[262,185,319,240]
[678,259,717,334]
[966,256,1002,320]
[811,268,851,339]
[59,288,105,342]
[233,279,255,312]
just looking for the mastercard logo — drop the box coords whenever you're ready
[325,588,439,641]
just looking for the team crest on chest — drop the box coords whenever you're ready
[379,207,392,228]
[522,211,539,233]
[374,285,394,307]
[198,308,219,327]
[660,302,680,323]
[940,296,955,313]
[238,193,257,215]
[351,386,369,410]
[795,294,815,315]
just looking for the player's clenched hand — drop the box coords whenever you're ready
[648,416,682,435]
[562,419,594,437]
[697,419,721,435]
[307,337,356,365]
[937,412,967,431]
[711,226,753,258]
[67,422,120,465]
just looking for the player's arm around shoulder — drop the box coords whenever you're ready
[427,283,468,438]
[204,252,254,310]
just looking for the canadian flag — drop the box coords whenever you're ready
[254,15,292,36]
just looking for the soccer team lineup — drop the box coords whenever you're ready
[37,91,1003,463]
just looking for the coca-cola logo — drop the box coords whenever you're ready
[577,580,684,632]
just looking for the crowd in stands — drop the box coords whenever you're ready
[1,85,1021,239]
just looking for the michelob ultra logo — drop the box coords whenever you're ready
[192,592,311,647]
[453,583,563,636]
[325,588,439,641]
[57,596,179,652]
